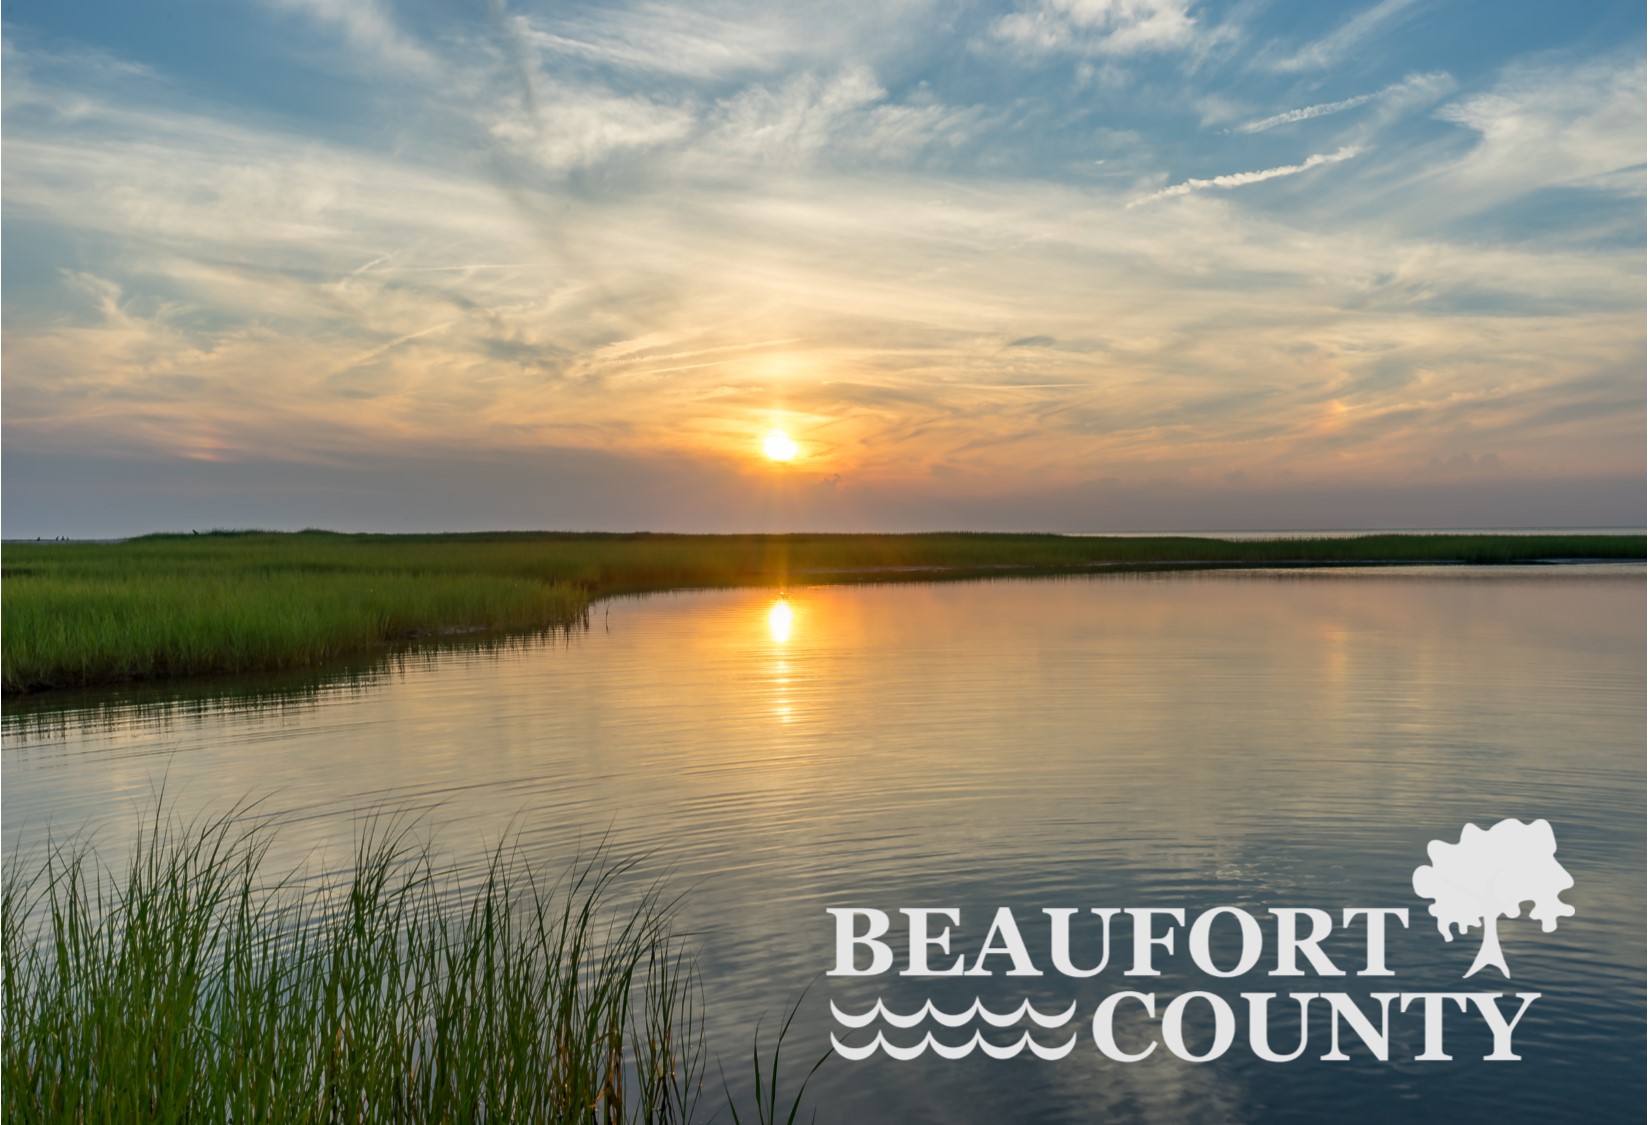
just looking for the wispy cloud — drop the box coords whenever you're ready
[1434,56,1647,197]
[994,0,1200,57]
[486,82,697,173]
[512,1,937,80]
[1236,92,1379,134]
[1132,145,1366,204]
[10,72,1634,489]
[262,0,437,74]
[1270,0,1422,73]
[1,1,1643,532]
[1236,72,1453,133]
[517,7,804,80]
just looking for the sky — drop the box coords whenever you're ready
[2,0,1645,536]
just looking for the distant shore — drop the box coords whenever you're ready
[4,530,1644,694]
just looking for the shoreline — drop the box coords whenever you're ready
[5,531,1644,696]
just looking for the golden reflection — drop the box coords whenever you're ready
[767,598,794,643]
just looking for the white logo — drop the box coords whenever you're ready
[1411,818,1576,978]
[825,820,1574,1064]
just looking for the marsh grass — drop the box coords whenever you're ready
[4,529,1642,691]
[2,570,588,692]
[2,807,712,1123]
[725,990,828,1125]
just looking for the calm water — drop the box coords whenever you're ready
[4,567,1645,1123]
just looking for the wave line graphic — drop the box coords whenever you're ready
[830,1030,1078,1061]
[830,997,1076,1029]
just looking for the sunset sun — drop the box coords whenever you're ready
[762,431,797,462]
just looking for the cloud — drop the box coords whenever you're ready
[475,33,986,179]
[1132,145,1365,204]
[509,0,944,84]
[1234,74,1454,134]
[487,83,697,173]
[994,0,1200,57]
[1,9,1642,535]
[1434,56,1646,199]
[1236,92,1380,134]
[1270,0,1422,73]
[262,0,438,75]
[6,71,1637,490]
[707,66,885,162]
[517,6,805,80]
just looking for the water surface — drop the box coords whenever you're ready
[4,566,1644,1123]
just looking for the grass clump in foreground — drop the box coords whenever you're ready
[2,808,821,1124]
[4,529,1643,692]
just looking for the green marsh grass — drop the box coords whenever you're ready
[4,529,1642,691]
[2,807,718,1123]
[726,989,828,1125]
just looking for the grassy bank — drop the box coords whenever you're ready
[2,812,696,1121]
[4,529,1643,692]
[3,809,824,1123]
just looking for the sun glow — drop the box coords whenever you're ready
[762,431,798,462]
[768,598,794,643]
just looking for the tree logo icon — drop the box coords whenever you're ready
[1411,818,1575,978]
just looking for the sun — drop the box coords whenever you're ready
[762,431,798,462]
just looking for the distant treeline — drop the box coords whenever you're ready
[3,530,1642,693]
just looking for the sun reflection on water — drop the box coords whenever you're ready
[767,598,793,644]
[766,597,796,723]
